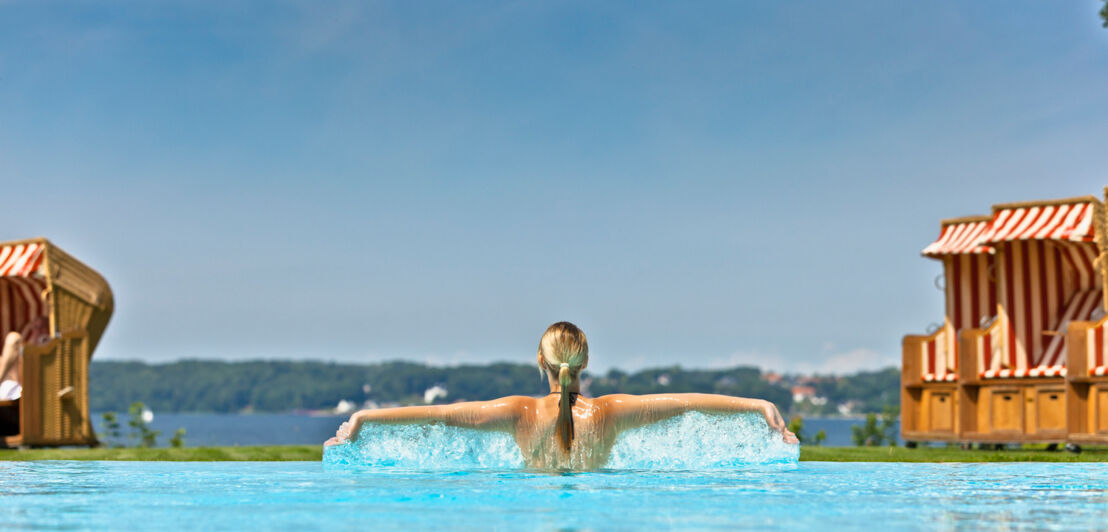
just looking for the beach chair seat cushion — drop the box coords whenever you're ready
[922,373,957,382]
[981,365,1066,379]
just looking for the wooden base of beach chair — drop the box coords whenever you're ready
[1064,320,1108,444]
[957,379,1068,443]
[902,383,960,441]
[0,332,99,449]
[1064,378,1108,444]
[901,333,965,442]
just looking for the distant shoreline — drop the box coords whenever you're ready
[90,360,899,417]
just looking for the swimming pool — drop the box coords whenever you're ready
[5,416,1106,530]
[3,461,1108,530]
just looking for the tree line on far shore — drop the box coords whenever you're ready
[89,359,898,416]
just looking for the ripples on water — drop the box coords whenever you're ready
[323,412,799,469]
[5,461,1108,530]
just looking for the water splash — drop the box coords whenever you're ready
[323,423,524,469]
[323,412,798,470]
[606,412,798,468]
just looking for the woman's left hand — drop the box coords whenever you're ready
[761,401,799,445]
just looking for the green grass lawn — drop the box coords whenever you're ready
[2,445,1108,462]
[0,445,322,461]
[801,445,1108,462]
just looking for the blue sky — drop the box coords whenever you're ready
[1,1,1106,373]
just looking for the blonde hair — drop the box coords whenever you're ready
[538,321,588,451]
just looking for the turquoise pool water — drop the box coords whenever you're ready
[4,416,1107,530]
[3,461,1108,530]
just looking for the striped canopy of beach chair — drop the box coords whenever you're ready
[0,242,49,340]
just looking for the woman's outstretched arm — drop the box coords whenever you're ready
[599,393,798,444]
[324,396,529,446]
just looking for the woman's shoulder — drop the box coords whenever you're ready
[591,393,638,406]
[594,393,635,400]
[483,395,538,406]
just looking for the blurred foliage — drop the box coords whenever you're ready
[169,428,186,448]
[128,402,160,448]
[851,406,899,447]
[784,416,828,447]
[787,416,806,444]
[91,360,541,413]
[98,412,122,445]
[90,360,898,416]
[786,417,825,446]
[100,401,186,448]
[1102,1,1107,28]
[802,367,900,416]
[589,366,792,411]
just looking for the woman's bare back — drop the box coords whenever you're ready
[511,395,616,469]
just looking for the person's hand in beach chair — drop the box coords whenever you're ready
[0,317,52,401]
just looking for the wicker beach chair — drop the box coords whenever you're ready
[0,238,113,448]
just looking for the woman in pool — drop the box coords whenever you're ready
[326,322,798,468]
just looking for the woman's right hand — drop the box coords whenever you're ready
[324,419,355,447]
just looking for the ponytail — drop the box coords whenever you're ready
[556,363,575,451]
[537,321,589,453]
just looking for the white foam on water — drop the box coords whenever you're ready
[323,412,798,470]
[606,411,799,468]
[323,423,524,469]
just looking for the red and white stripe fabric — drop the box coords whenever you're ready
[0,242,49,342]
[926,253,999,382]
[943,253,997,337]
[1039,289,1102,371]
[1054,241,1101,292]
[980,241,1100,379]
[922,219,994,256]
[1086,316,1108,377]
[0,277,48,341]
[979,201,1097,244]
[0,243,46,277]
[977,318,1010,378]
[979,310,1065,378]
[921,320,957,382]
[974,199,1104,379]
